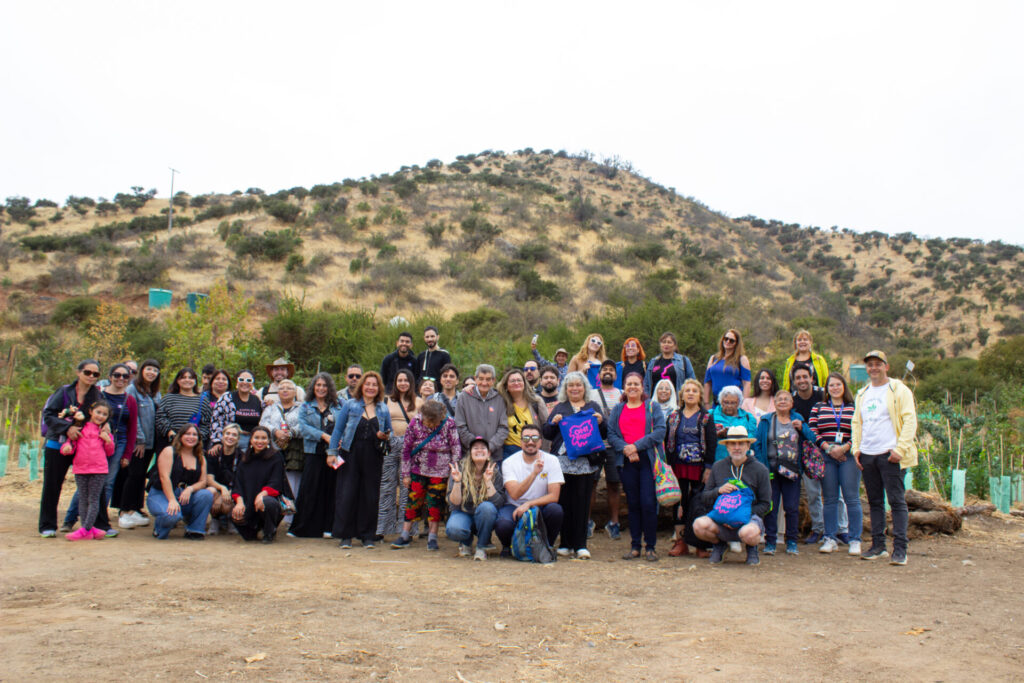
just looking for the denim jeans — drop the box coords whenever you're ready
[620,457,658,551]
[445,502,498,546]
[64,440,126,526]
[803,472,848,535]
[823,455,863,539]
[765,475,801,544]
[146,486,214,538]
[860,452,908,552]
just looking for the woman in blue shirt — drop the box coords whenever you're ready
[703,328,751,405]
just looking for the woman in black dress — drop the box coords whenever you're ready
[290,372,342,538]
[327,371,392,549]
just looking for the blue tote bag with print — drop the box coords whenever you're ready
[558,409,604,460]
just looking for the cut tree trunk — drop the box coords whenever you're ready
[956,503,997,516]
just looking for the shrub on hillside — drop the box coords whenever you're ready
[460,215,501,252]
[51,296,100,327]
[4,197,35,223]
[264,199,302,223]
[229,229,302,261]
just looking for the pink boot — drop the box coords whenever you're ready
[90,528,107,540]
[66,528,91,541]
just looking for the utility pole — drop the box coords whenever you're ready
[168,167,179,231]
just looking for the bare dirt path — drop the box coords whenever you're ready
[2,472,1023,681]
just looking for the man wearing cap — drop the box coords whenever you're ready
[260,358,305,406]
[693,426,772,566]
[531,339,570,381]
[416,326,451,386]
[381,331,419,394]
[852,350,917,566]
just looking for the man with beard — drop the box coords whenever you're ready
[536,366,561,411]
[522,360,541,391]
[381,331,418,394]
[416,326,451,385]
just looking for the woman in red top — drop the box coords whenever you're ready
[607,373,668,562]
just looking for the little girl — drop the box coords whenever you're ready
[62,400,115,540]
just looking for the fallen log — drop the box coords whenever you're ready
[955,503,996,517]
[1010,509,1024,519]
[906,489,953,513]
[908,510,962,536]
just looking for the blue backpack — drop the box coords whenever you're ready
[511,508,557,564]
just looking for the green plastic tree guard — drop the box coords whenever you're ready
[998,475,1012,513]
[950,469,966,508]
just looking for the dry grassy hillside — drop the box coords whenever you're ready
[2,149,1022,357]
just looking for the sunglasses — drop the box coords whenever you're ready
[522,435,542,442]
[237,378,254,384]
[590,338,602,346]
[81,370,100,378]
[111,372,130,379]
[348,374,362,379]
[524,366,538,372]
[723,337,737,343]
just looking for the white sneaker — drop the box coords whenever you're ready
[118,514,138,529]
[208,518,221,535]
[557,547,572,557]
[848,540,862,556]
[575,548,591,560]
[130,511,150,527]
[473,548,487,561]
[728,542,742,554]
[458,544,472,557]
[819,537,838,553]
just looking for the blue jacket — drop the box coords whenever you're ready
[327,398,392,455]
[607,400,667,469]
[299,400,342,454]
[127,384,161,449]
[642,353,695,396]
[752,412,818,472]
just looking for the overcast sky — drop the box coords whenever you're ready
[2,1,1021,244]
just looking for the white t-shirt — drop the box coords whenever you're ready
[859,383,898,455]
[502,451,564,506]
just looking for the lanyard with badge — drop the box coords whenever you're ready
[833,404,844,444]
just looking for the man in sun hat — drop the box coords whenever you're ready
[692,426,772,566]
[852,349,917,567]
[531,338,570,381]
[260,357,305,406]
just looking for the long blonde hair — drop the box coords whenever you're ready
[460,453,491,508]
[573,332,607,365]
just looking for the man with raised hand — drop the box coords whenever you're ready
[852,350,917,567]
[494,423,564,557]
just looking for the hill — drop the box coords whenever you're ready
[2,149,1022,360]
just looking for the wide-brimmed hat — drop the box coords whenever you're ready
[720,426,755,443]
[554,348,569,358]
[265,357,295,378]
[863,349,888,364]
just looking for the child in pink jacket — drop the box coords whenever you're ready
[62,400,115,540]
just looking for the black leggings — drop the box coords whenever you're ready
[234,497,283,541]
[113,449,154,513]
[38,447,110,533]
[558,474,594,551]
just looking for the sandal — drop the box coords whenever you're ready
[645,549,659,562]
[622,548,641,560]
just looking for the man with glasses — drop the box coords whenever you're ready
[522,360,541,390]
[416,326,451,385]
[494,423,564,557]
[339,364,363,401]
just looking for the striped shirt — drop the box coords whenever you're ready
[155,393,212,443]
[808,401,855,448]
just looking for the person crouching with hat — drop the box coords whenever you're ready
[692,426,772,566]
[260,357,306,407]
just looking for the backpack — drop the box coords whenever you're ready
[511,507,556,564]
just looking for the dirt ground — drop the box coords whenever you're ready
[2,467,1024,682]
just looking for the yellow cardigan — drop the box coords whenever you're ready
[851,378,918,468]
[781,352,830,390]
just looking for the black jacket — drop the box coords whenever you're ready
[416,347,451,382]
[380,350,419,393]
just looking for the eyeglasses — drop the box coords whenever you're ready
[237,378,254,384]
[522,435,542,442]
[111,373,130,379]
[348,374,362,379]
[81,370,100,378]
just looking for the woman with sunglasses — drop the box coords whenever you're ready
[703,329,751,405]
[155,367,212,450]
[63,363,138,532]
[210,369,263,454]
[568,333,607,390]
[38,360,111,538]
[117,358,162,529]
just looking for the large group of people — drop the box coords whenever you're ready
[38,327,917,567]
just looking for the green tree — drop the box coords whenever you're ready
[163,281,265,369]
